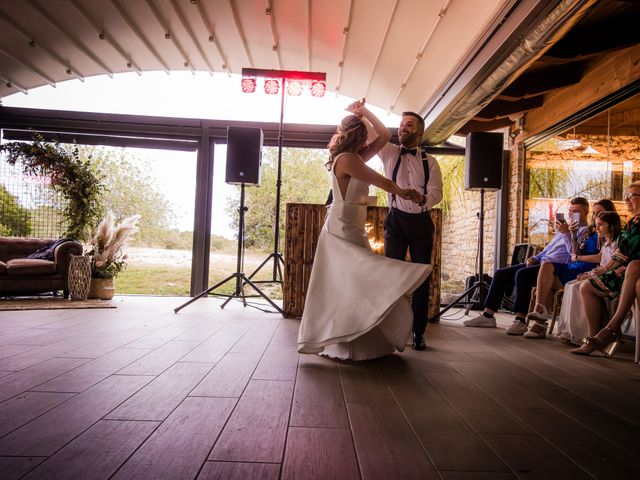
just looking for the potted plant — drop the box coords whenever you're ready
[87,212,140,299]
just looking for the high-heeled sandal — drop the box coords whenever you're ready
[580,327,622,357]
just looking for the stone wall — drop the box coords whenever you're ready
[440,189,498,288]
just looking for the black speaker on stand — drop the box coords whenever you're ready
[435,131,504,319]
[174,127,283,315]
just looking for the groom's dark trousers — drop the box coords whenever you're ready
[384,208,434,336]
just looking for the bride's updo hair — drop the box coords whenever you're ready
[326,114,367,170]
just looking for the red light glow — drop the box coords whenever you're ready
[310,81,326,97]
[241,76,256,93]
[264,78,280,95]
[286,80,302,96]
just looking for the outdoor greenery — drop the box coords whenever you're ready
[227,147,330,250]
[79,146,175,247]
[0,185,31,236]
[0,135,104,241]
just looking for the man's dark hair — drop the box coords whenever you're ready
[570,196,590,209]
[401,111,425,133]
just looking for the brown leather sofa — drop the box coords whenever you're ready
[0,237,83,298]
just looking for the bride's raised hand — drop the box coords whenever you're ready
[345,98,366,117]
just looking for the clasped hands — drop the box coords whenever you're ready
[399,188,424,205]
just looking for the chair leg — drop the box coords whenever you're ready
[528,287,537,322]
[548,289,563,335]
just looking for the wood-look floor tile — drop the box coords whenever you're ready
[282,427,359,480]
[22,420,159,480]
[180,334,241,364]
[112,397,236,480]
[197,461,280,480]
[0,391,75,437]
[0,338,91,371]
[290,362,348,428]
[270,318,300,346]
[509,406,640,478]
[425,371,532,434]
[0,456,46,480]
[116,340,199,376]
[33,347,152,393]
[391,385,509,472]
[0,344,38,361]
[339,362,395,405]
[347,401,439,479]
[438,472,517,480]
[0,357,89,402]
[210,379,294,462]
[190,352,261,397]
[107,362,213,420]
[0,374,152,456]
[252,345,298,381]
[480,433,592,479]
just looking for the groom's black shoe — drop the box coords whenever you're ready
[412,333,426,350]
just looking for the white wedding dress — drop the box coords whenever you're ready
[297,153,432,360]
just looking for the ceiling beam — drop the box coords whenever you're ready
[0,72,27,94]
[306,0,312,71]
[389,0,451,111]
[170,0,213,75]
[545,10,640,59]
[196,0,232,74]
[475,96,544,120]
[228,0,254,68]
[500,62,585,99]
[364,0,399,99]
[335,0,353,95]
[524,44,640,141]
[27,0,113,78]
[69,0,142,75]
[145,0,194,73]
[110,0,170,74]
[0,6,84,81]
[0,44,56,87]
[456,118,513,135]
[264,0,282,70]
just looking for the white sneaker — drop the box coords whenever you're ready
[506,319,528,335]
[463,314,497,328]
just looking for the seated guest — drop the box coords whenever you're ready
[464,197,593,335]
[553,210,621,344]
[571,182,640,356]
[523,200,615,338]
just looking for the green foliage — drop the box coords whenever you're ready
[438,155,466,214]
[0,134,104,241]
[0,185,32,236]
[78,146,175,247]
[227,147,331,250]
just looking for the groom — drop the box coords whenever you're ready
[376,112,443,350]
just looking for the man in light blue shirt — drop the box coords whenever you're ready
[464,197,592,334]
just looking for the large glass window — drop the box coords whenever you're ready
[525,94,640,245]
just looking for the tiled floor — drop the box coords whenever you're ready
[0,296,639,479]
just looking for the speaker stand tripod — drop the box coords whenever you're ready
[435,188,491,319]
[174,184,283,315]
[245,81,287,287]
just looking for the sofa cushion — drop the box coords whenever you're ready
[6,259,56,276]
[0,261,5,275]
[0,237,55,263]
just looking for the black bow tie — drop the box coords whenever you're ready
[400,147,417,156]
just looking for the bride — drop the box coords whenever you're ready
[297,100,432,360]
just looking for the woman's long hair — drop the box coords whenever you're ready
[593,198,616,213]
[325,115,367,171]
[596,211,622,246]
